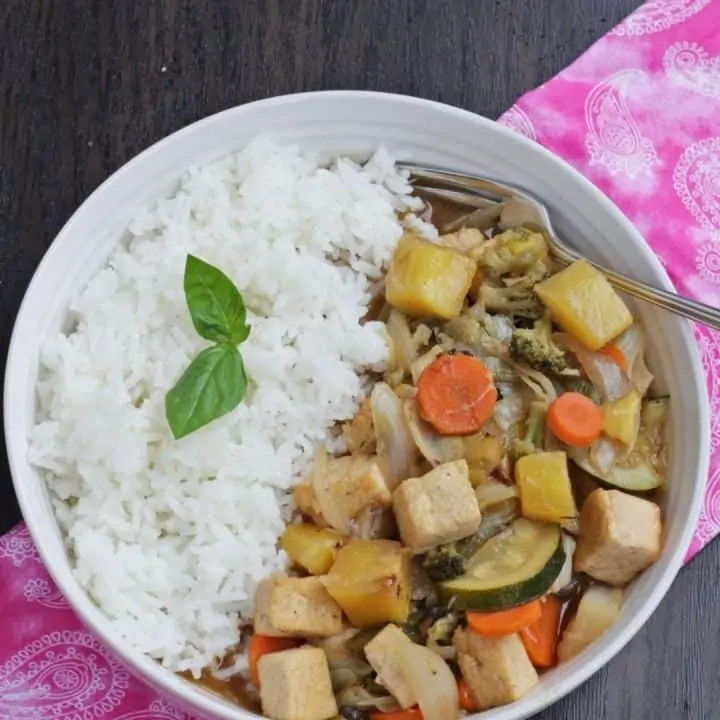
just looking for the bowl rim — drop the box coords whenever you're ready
[3,89,710,720]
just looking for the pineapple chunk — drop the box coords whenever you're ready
[601,390,641,446]
[515,451,577,524]
[386,233,477,319]
[281,524,346,575]
[535,261,633,351]
[322,540,412,628]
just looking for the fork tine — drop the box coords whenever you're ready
[397,162,514,202]
[415,185,501,210]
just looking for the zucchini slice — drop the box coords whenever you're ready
[439,519,564,612]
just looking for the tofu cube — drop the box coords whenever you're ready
[296,454,392,533]
[254,575,343,638]
[258,646,338,720]
[535,260,633,350]
[574,489,662,586]
[393,460,481,552]
[453,628,539,710]
[364,624,415,708]
[325,454,392,518]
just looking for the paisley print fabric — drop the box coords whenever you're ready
[1,2,719,717]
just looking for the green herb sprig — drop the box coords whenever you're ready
[165,255,251,439]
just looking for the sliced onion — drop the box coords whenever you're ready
[387,309,417,376]
[403,400,464,466]
[508,360,558,403]
[550,534,577,594]
[328,657,374,691]
[614,324,654,396]
[485,313,515,343]
[336,685,400,712]
[473,498,519,546]
[426,637,456,661]
[310,627,362,662]
[349,506,397,540]
[310,446,352,533]
[590,437,619,475]
[554,333,632,402]
[493,392,528,430]
[475,481,519,511]
[558,585,623,663]
[482,356,516,383]
[411,346,445,385]
[371,382,418,490]
[399,642,459,720]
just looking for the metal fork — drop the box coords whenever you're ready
[398,162,720,331]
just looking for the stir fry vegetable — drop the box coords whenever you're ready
[547,393,603,447]
[416,355,497,435]
[225,199,668,720]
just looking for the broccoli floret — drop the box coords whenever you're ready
[479,227,549,279]
[512,400,547,458]
[509,314,570,374]
[423,544,467,582]
[481,284,545,318]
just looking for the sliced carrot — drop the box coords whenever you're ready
[466,600,543,637]
[457,677,476,712]
[547,392,603,447]
[520,595,563,668]
[248,635,298,687]
[598,344,628,372]
[370,709,423,720]
[416,354,497,436]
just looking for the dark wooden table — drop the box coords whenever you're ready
[1,2,718,718]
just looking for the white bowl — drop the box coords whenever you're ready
[4,91,710,720]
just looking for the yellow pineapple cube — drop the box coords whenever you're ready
[515,451,577,523]
[386,233,477,319]
[322,540,412,628]
[602,390,641,446]
[535,261,633,351]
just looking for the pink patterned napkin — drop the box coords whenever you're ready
[2,2,720,718]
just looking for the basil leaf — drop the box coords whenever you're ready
[184,254,250,345]
[165,344,247,439]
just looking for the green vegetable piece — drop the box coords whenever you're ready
[165,344,247,439]
[509,313,569,375]
[438,520,564,612]
[184,254,250,345]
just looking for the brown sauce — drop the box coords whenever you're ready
[182,670,261,713]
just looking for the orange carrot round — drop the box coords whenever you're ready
[547,392,603,447]
[520,596,563,669]
[370,709,423,720]
[248,635,298,687]
[416,354,497,436]
[466,600,543,637]
[457,677,476,712]
[598,344,628,372]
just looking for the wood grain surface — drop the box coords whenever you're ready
[0,2,717,718]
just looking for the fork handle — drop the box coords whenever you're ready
[553,247,720,331]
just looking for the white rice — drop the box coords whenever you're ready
[28,138,431,675]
